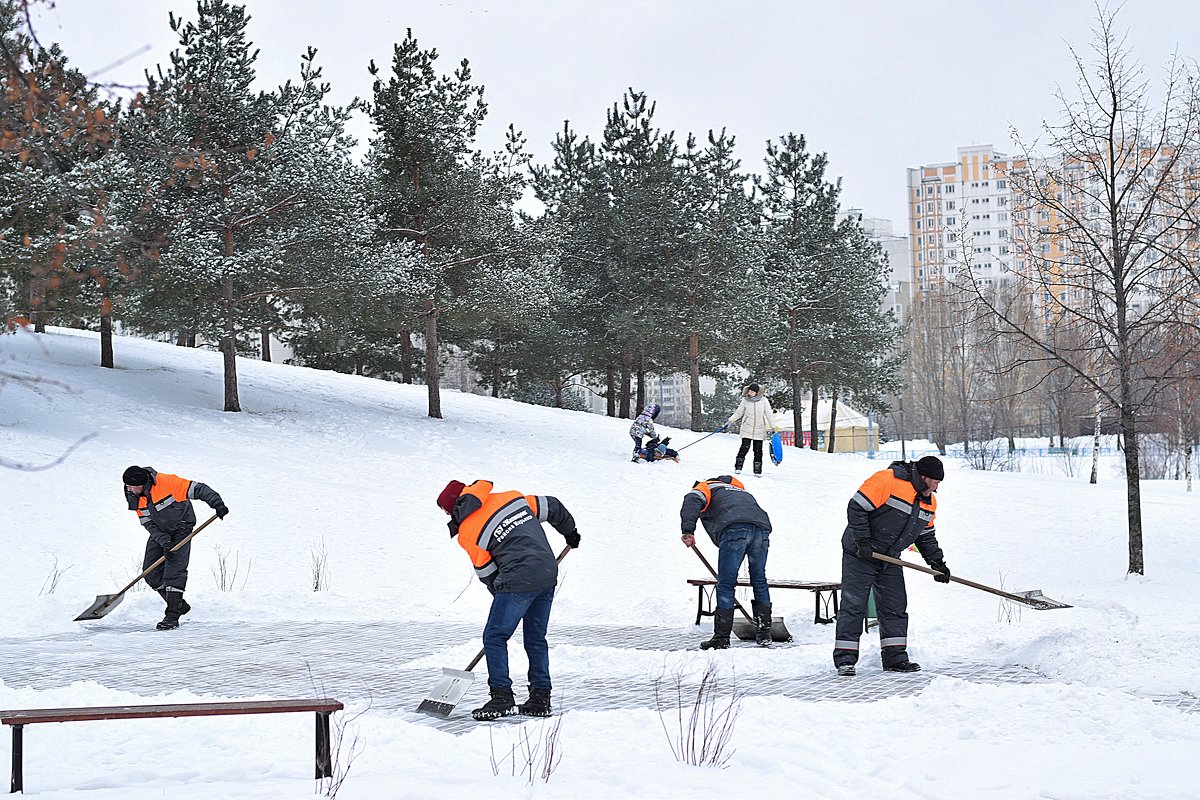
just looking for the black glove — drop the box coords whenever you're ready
[660,437,671,446]
[155,534,173,550]
[855,541,875,560]
[214,503,229,519]
[930,561,951,583]
[564,530,581,549]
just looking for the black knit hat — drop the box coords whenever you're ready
[747,383,760,393]
[122,465,150,486]
[916,456,944,481]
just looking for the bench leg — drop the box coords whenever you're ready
[10,724,22,794]
[695,585,703,625]
[315,712,333,780]
[814,588,838,625]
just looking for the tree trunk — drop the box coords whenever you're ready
[789,350,804,447]
[99,291,113,369]
[176,331,189,346]
[424,298,442,419]
[619,353,631,418]
[400,329,413,384]
[688,332,702,431]
[809,382,820,450]
[606,363,617,417]
[220,272,241,413]
[827,388,839,453]
[491,330,502,399]
[635,356,646,415]
[1120,402,1143,574]
[1187,438,1194,493]
[259,295,272,362]
[1090,391,1102,485]
[29,277,46,333]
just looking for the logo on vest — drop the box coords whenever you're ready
[493,509,533,542]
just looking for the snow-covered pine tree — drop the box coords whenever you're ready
[753,133,845,448]
[123,1,357,411]
[367,28,508,419]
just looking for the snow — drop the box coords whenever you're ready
[3,326,1199,799]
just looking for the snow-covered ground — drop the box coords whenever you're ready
[3,327,1199,799]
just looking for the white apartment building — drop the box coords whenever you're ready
[840,208,912,326]
[907,144,1018,293]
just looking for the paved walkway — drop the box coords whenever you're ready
[1,620,1195,736]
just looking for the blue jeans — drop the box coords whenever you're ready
[482,586,555,691]
[716,524,770,609]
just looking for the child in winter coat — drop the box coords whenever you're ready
[634,436,680,464]
[723,383,777,476]
[629,403,662,462]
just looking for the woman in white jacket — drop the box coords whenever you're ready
[725,383,776,476]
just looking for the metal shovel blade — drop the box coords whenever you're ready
[732,616,793,643]
[74,593,124,622]
[416,667,476,718]
[1013,590,1073,610]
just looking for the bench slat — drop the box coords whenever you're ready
[2,699,343,726]
[687,579,839,590]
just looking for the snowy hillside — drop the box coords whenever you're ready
[2,326,1199,799]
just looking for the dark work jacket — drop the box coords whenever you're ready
[450,480,577,594]
[841,461,944,564]
[680,475,772,547]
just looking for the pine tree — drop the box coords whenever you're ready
[124,0,357,411]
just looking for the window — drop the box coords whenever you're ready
[997,197,1008,206]
[999,229,1008,238]
[946,185,955,194]
[927,187,934,195]
[997,180,1007,189]
[1000,245,1010,254]
[983,181,990,186]
[948,232,957,242]
[946,201,956,210]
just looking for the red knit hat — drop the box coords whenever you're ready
[436,480,466,514]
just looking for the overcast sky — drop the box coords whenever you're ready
[29,0,1200,227]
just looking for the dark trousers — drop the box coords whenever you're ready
[716,524,770,609]
[483,585,555,691]
[142,532,191,591]
[833,552,910,667]
[735,438,764,474]
[630,434,643,456]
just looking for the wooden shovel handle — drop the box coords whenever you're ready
[463,545,574,672]
[870,552,1045,607]
[687,543,755,624]
[110,513,221,599]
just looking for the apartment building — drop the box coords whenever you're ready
[906,144,1020,294]
[840,208,912,326]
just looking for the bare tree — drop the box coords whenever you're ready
[965,7,1200,574]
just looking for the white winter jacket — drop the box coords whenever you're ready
[727,395,777,440]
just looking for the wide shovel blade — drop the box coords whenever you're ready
[689,543,793,642]
[871,552,1072,610]
[732,616,793,643]
[416,666,477,718]
[74,592,125,621]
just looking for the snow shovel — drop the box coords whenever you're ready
[687,543,792,642]
[871,552,1072,610]
[74,513,220,622]
[417,545,573,718]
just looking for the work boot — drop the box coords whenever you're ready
[156,588,191,617]
[753,460,763,475]
[751,601,773,647]
[157,589,187,630]
[519,686,553,717]
[472,687,517,721]
[883,660,922,673]
[700,607,734,650]
[837,665,857,677]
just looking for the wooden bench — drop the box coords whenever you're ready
[688,578,841,625]
[1,698,344,794]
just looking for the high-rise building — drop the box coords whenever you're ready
[907,144,1019,294]
[840,208,912,326]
